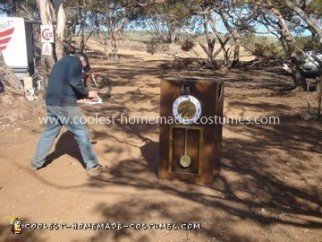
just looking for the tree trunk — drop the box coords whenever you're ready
[79,9,85,51]
[106,16,127,59]
[269,5,306,88]
[215,33,230,65]
[219,12,240,68]
[54,1,65,59]
[0,53,24,95]
[198,15,217,66]
[230,37,240,68]
[36,0,66,73]
[208,16,231,66]
[36,0,55,73]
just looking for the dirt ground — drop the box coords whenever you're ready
[0,39,321,242]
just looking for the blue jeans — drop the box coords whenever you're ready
[32,105,98,170]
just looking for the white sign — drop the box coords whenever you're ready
[41,25,54,43]
[42,43,53,56]
[0,17,28,69]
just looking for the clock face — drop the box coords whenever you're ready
[172,95,202,125]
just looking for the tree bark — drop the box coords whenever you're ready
[218,11,240,68]
[0,53,24,95]
[106,15,127,58]
[197,15,217,65]
[268,4,306,88]
[78,7,85,52]
[208,14,232,66]
[36,0,66,73]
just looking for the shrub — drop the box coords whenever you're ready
[180,38,195,52]
[241,33,283,59]
[160,43,170,53]
[146,37,161,55]
[295,36,322,52]
[252,42,281,59]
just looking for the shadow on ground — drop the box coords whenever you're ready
[28,52,322,241]
[41,131,86,169]
[50,113,321,241]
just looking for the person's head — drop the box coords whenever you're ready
[76,52,90,70]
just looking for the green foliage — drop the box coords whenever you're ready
[143,1,193,27]
[180,38,195,52]
[146,37,161,55]
[137,0,194,43]
[295,36,322,52]
[0,0,37,19]
[307,0,322,16]
[241,33,284,59]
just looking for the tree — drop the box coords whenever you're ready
[36,0,66,73]
[80,0,166,58]
[84,0,129,58]
[281,0,322,44]
[137,0,193,43]
[187,0,246,68]
[63,1,99,52]
[0,53,24,96]
[214,1,242,67]
[189,14,220,66]
[247,0,307,87]
[0,0,38,20]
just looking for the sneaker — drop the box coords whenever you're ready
[86,164,106,177]
[90,139,97,144]
[31,163,40,171]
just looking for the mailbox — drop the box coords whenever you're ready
[159,78,224,185]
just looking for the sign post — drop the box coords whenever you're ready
[40,25,54,56]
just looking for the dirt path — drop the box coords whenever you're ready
[0,41,321,242]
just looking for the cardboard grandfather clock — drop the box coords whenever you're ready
[159,77,224,185]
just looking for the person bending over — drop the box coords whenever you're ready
[31,52,105,177]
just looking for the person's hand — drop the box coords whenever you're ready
[88,91,99,101]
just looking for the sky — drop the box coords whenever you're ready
[0,12,312,38]
[125,19,312,37]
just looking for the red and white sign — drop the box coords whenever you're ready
[42,43,53,56]
[0,17,28,68]
[41,25,54,43]
[0,25,14,52]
